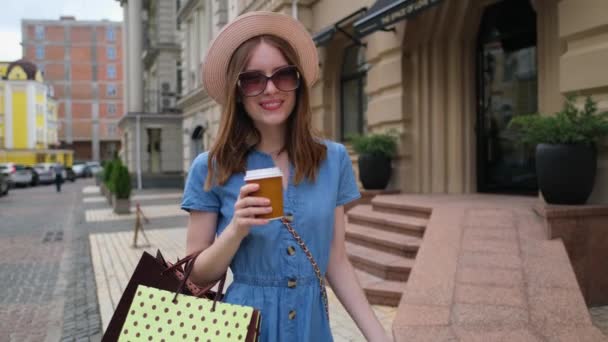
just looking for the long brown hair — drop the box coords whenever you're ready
[205,35,326,190]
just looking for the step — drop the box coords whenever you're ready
[371,197,433,218]
[347,205,427,237]
[346,223,421,257]
[355,270,406,307]
[346,241,414,281]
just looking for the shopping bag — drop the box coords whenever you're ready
[102,250,260,341]
[118,284,261,341]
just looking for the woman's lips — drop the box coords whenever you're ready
[259,99,283,111]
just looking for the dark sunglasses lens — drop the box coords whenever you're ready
[272,67,299,92]
[239,72,266,96]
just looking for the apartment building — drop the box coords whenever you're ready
[22,16,124,161]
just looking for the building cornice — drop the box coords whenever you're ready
[118,112,183,128]
[177,0,200,24]
[176,86,210,111]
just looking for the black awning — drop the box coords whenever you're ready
[312,26,338,46]
[312,8,367,47]
[354,0,444,38]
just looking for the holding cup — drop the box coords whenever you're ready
[244,167,284,220]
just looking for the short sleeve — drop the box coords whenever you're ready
[181,152,221,212]
[336,144,361,207]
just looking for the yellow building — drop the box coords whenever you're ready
[0,59,72,166]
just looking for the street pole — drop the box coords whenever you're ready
[136,113,142,190]
[292,0,298,19]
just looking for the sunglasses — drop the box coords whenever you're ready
[237,65,301,97]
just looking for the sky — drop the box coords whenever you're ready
[0,0,123,61]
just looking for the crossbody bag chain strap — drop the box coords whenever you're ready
[280,217,329,318]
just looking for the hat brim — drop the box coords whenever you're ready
[202,11,319,106]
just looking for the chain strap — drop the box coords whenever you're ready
[280,217,329,318]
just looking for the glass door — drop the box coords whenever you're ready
[476,0,538,194]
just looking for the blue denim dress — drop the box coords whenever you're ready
[181,140,361,342]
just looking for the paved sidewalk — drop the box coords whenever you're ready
[90,228,396,341]
[83,193,182,203]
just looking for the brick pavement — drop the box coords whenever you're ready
[90,227,396,341]
[0,183,79,342]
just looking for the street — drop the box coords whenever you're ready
[0,180,188,342]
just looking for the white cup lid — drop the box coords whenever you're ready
[244,167,283,181]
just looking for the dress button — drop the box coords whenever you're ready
[287,278,297,288]
[288,310,296,320]
[286,246,296,256]
[284,214,294,222]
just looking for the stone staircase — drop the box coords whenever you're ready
[345,196,432,306]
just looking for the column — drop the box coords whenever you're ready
[128,0,143,112]
[122,2,130,113]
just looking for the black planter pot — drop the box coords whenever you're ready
[358,154,392,190]
[536,143,596,205]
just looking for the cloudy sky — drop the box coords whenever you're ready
[0,0,123,61]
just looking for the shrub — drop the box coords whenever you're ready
[509,96,608,146]
[347,131,398,159]
[112,165,132,199]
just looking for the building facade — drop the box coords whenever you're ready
[175,0,608,204]
[22,16,124,161]
[118,0,184,188]
[0,59,72,166]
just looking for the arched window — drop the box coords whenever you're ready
[340,44,367,141]
[191,124,205,159]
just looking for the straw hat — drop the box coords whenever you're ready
[202,11,319,106]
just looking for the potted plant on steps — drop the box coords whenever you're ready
[348,132,398,190]
[509,96,608,205]
[112,164,132,214]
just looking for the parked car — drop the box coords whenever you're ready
[33,164,56,184]
[72,162,89,178]
[35,163,76,183]
[86,161,103,176]
[65,167,77,182]
[0,172,9,196]
[0,163,34,187]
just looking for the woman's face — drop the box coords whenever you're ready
[239,41,298,130]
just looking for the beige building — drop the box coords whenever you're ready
[177,0,608,203]
[117,0,183,188]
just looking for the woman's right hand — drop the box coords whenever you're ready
[229,183,272,238]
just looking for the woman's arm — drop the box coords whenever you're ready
[186,183,272,287]
[326,206,391,342]
[185,210,246,286]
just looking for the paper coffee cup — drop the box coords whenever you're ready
[244,167,284,220]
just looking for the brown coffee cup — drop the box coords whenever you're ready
[244,167,284,220]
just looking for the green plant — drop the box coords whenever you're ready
[509,96,608,146]
[112,165,132,199]
[103,158,123,193]
[347,131,398,158]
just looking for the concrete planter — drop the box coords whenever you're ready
[113,195,131,214]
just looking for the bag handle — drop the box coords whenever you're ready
[280,217,329,318]
[163,250,227,311]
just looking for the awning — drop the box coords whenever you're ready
[312,8,367,47]
[354,0,444,38]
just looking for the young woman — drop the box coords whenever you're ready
[181,11,390,342]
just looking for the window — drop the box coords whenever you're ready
[107,84,117,97]
[36,46,45,59]
[107,46,116,60]
[106,27,115,41]
[340,44,368,141]
[107,123,117,136]
[35,25,45,40]
[108,103,117,115]
[107,64,116,79]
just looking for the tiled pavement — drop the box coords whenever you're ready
[384,194,608,341]
[85,186,396,341]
